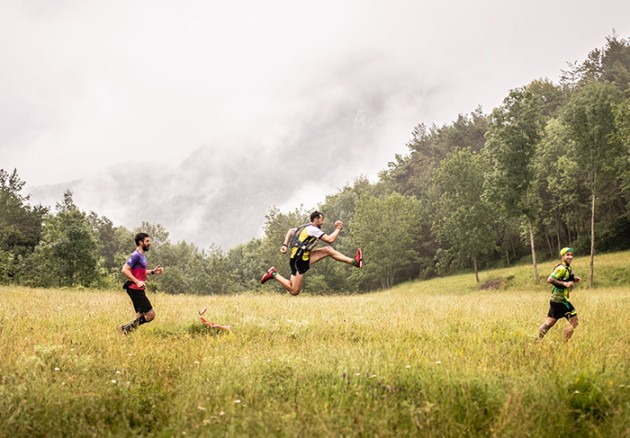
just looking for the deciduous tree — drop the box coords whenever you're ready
[351,193,422,289]
[561,81,624,286]
[32,191,101,287]
[484,85,547,282]
[432,149,498,283]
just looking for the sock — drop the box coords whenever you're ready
[272,271,277,278]
[121,318,139,333]
[351,259,358,266]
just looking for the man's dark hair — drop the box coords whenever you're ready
[135,232,150,246]
[310,211,324,222]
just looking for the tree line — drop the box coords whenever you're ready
[1,34,629,293]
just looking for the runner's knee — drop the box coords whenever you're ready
[144,310,155,322]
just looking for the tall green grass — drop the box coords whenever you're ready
[1,253,629,436]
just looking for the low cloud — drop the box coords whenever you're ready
[29,53,439,249]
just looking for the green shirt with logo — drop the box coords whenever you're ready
[549,262,573,303]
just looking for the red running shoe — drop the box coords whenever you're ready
[354,248,363,268]
[260,266,277,284]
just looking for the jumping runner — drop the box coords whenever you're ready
[260,210,363,295]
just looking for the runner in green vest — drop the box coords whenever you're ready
[538,247,582,342]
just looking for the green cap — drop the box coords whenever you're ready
[560,247,574,256]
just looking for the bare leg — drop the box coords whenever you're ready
[143,309,155,322]
[274,272,304,296]
[563,315,579,342]
[310,246,354,265]
[538,317,557,339]
[268,247,356,296]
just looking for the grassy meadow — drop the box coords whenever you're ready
[1,252,629,437]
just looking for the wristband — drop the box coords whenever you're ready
[150,269,154,275]
[281,243,287,247]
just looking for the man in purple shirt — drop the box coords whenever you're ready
[118,232,164,335]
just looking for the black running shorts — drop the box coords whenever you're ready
[125,287,153,314]
[290,257,310,275]
[547,300,577,320]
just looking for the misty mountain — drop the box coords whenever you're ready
[28,101,401,249]
[29,145,282,249]
[26,53,437,249]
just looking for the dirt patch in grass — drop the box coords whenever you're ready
[480,275,515,290]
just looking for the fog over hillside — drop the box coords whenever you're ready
[3,1,629,249]
[29,68,428,249]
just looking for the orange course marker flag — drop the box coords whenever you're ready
[199,308,231,332]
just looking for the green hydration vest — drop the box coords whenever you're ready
[289,223,320,258]
[550,262,575,303]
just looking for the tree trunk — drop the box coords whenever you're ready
[512,237,518,263]
[556,213,562,255]
[555,208,562,253]
[473,256,479,284]
[590,188,596,288]
[545,232,553,260]
[385,269,393,289]
[527,218,540,283]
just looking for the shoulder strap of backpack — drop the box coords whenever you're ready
[289,223,311,248]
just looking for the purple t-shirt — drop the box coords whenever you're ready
[126,249,148,290]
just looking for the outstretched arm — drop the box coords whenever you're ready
[320,221,343,244]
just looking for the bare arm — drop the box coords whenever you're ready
[547,275,574,289]
[320,220,343,244]
[280,228,297,254]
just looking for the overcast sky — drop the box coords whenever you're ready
[1,1,629,248]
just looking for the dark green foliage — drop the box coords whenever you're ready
[385,108,488,198]
[227,238,266,291]
[562,80,625,286]
[567,375,611,422]
[431,149,498,282]
[0,169,47,284]
[564,33,630,94]
[29,191,102,287]
[352,193,424,289]
[2,34,630,292]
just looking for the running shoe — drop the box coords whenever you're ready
[354,248,363,268]
[260,266,277,284]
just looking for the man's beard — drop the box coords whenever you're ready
[142,245,150,251]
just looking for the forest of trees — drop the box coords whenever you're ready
[2,34,630,294]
